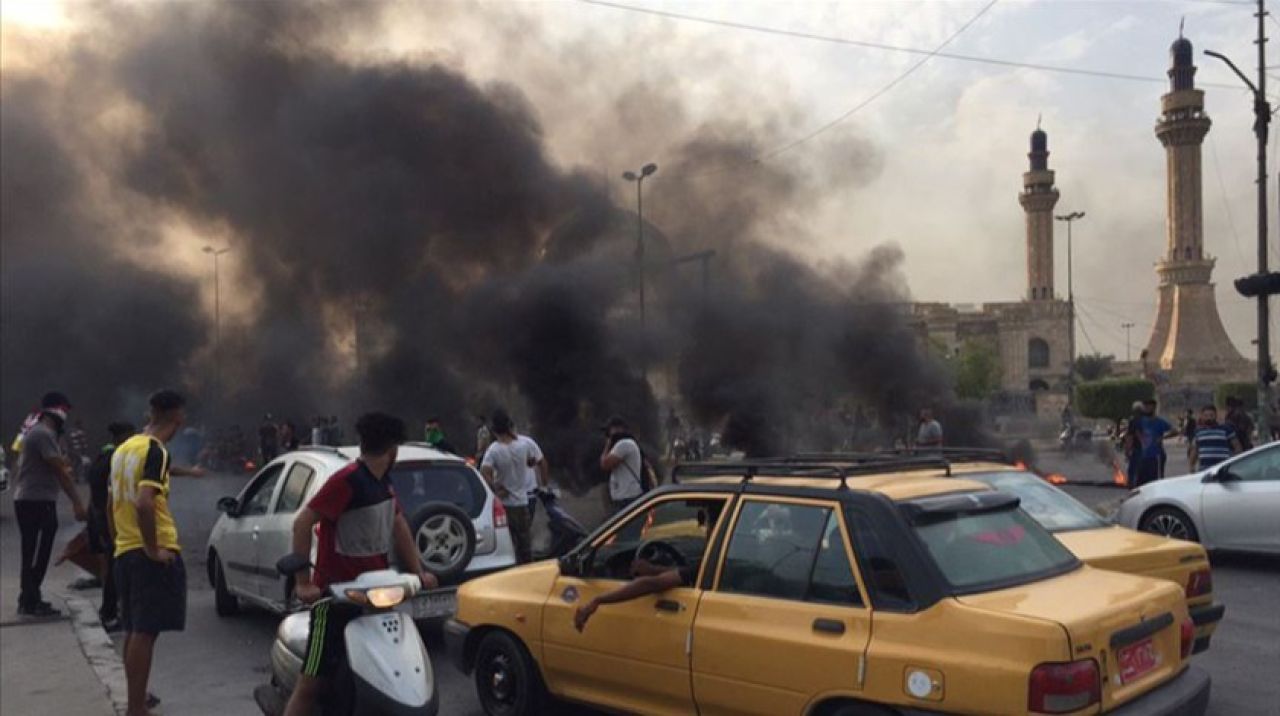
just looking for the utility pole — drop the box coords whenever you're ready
[1207,0,1276,442]
[1122,322,1135,362]
[202,246,230,411]
[1055,211,1085,399]
[623,163,658,329]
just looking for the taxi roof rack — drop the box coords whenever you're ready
[298,445,347,457]
[671,456,953,488]
[793,448,1013,465]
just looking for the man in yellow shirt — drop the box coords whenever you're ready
[110,389,192,716]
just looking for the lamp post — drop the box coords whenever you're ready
[623,163,658,328]
[1122,322,1135,362]
[1206,3,1275,442]
[203,246,230,407]
[1055,211,1085,398]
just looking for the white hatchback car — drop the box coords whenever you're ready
[206,444,516,617]
[1116,440,1280,554]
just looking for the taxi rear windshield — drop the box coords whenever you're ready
[910,503,1078,594]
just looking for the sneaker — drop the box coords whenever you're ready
[146,693,161,709]
[17,602,61,618]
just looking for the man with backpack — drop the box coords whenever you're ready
[600,416,649,514]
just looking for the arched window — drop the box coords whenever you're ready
[1028,338,1050,369]
[1029,379,1050,391]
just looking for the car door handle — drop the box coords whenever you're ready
[813,618,845,635]
[655,599,683,613]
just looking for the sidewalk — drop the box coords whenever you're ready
[0,490,119,716]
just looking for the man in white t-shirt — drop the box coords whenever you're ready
[600,416,645,514]
[513,426,548,518]
[480,411,535,564]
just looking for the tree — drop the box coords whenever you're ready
[949,339,1002,401]
[1074,353,1115,382]
[1075,379,1155,424]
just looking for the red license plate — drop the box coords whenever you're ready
[1117,638,1158,684]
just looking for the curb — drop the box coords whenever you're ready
[62,594,127,716]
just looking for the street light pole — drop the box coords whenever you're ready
[1055,211,1086,399]
[1122,322,1135,362]
[202,246,230,409]
[623,163,658,329]
[1207,0,1273,442]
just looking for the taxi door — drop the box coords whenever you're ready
[540,493,731,716]
[691,497,872,716]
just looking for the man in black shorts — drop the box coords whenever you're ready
[283,413,438,716]
[87,422,135,630]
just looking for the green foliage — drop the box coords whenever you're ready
[1075,379,1155,422]
[949,339,1002,401]
[1074,353,1115,382]
[1215,382,1258,410]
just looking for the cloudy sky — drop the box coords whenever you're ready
[3,0,1271,360]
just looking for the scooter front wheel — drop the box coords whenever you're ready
[474,631,545,716]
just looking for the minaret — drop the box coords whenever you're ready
[1143,34,1245,378]
[1019,123,1059,301]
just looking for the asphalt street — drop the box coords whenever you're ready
[19,452,1279,716]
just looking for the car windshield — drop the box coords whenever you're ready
[390,461,485,518]
[964,471,1107,532]
[912,505,1078,594]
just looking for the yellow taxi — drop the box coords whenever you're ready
[792,452,1224,654]
[446,458,1211,715]
[948,463,1223,654]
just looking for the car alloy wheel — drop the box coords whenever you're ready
[1148,512,1189,539]
[417,513,468,570]
[486,652,515,705]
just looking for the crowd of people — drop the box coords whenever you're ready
[1117,395,1256,487]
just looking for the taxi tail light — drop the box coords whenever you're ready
[492,499,507,529]
[1180,618,1195,659]
[1028,659,1100,714]
[1185,569,1212,598]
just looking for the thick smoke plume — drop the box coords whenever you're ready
[2,2,959,488]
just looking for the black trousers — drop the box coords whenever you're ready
[14,500,58,609]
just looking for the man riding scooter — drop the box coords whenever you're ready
[284,412,438,716]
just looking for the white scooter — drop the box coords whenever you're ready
[254,554,439,716]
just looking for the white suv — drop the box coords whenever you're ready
[205,444,516,617]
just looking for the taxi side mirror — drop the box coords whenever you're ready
[216,496,240,516]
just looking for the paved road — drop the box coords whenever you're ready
[65,461,1280,715]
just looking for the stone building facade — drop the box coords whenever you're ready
[908,125,1073,410]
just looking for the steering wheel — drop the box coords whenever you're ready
[636,539,687,568]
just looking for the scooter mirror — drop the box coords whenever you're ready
[276,553,312,577]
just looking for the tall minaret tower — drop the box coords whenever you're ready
[1019,123,1059,301]
[1143,33,1245,379]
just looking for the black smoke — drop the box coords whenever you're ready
[2,2,959,488]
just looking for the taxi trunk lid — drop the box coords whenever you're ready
[957,566,1189,712]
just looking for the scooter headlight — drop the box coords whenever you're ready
[365,586,406,608]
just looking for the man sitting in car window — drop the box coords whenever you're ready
[574,501,721,631]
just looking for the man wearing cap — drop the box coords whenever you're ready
[600,416,646,514]
[12,391,88,617]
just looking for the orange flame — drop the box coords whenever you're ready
[1046,474,1068,485]
[1112,462,1128,488]
[1014,461,1028,471]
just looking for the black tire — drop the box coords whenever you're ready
[474,631,545,716]
[1140,507,1200,543]
[408,502,476,583]
[212,553,240,617]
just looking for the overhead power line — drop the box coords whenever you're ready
[760,0,998,160]
[577,0,1248,91]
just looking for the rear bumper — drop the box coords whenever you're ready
[443,619,471,675]
[1188,603,1225,654]
[1108,666,1210,716]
